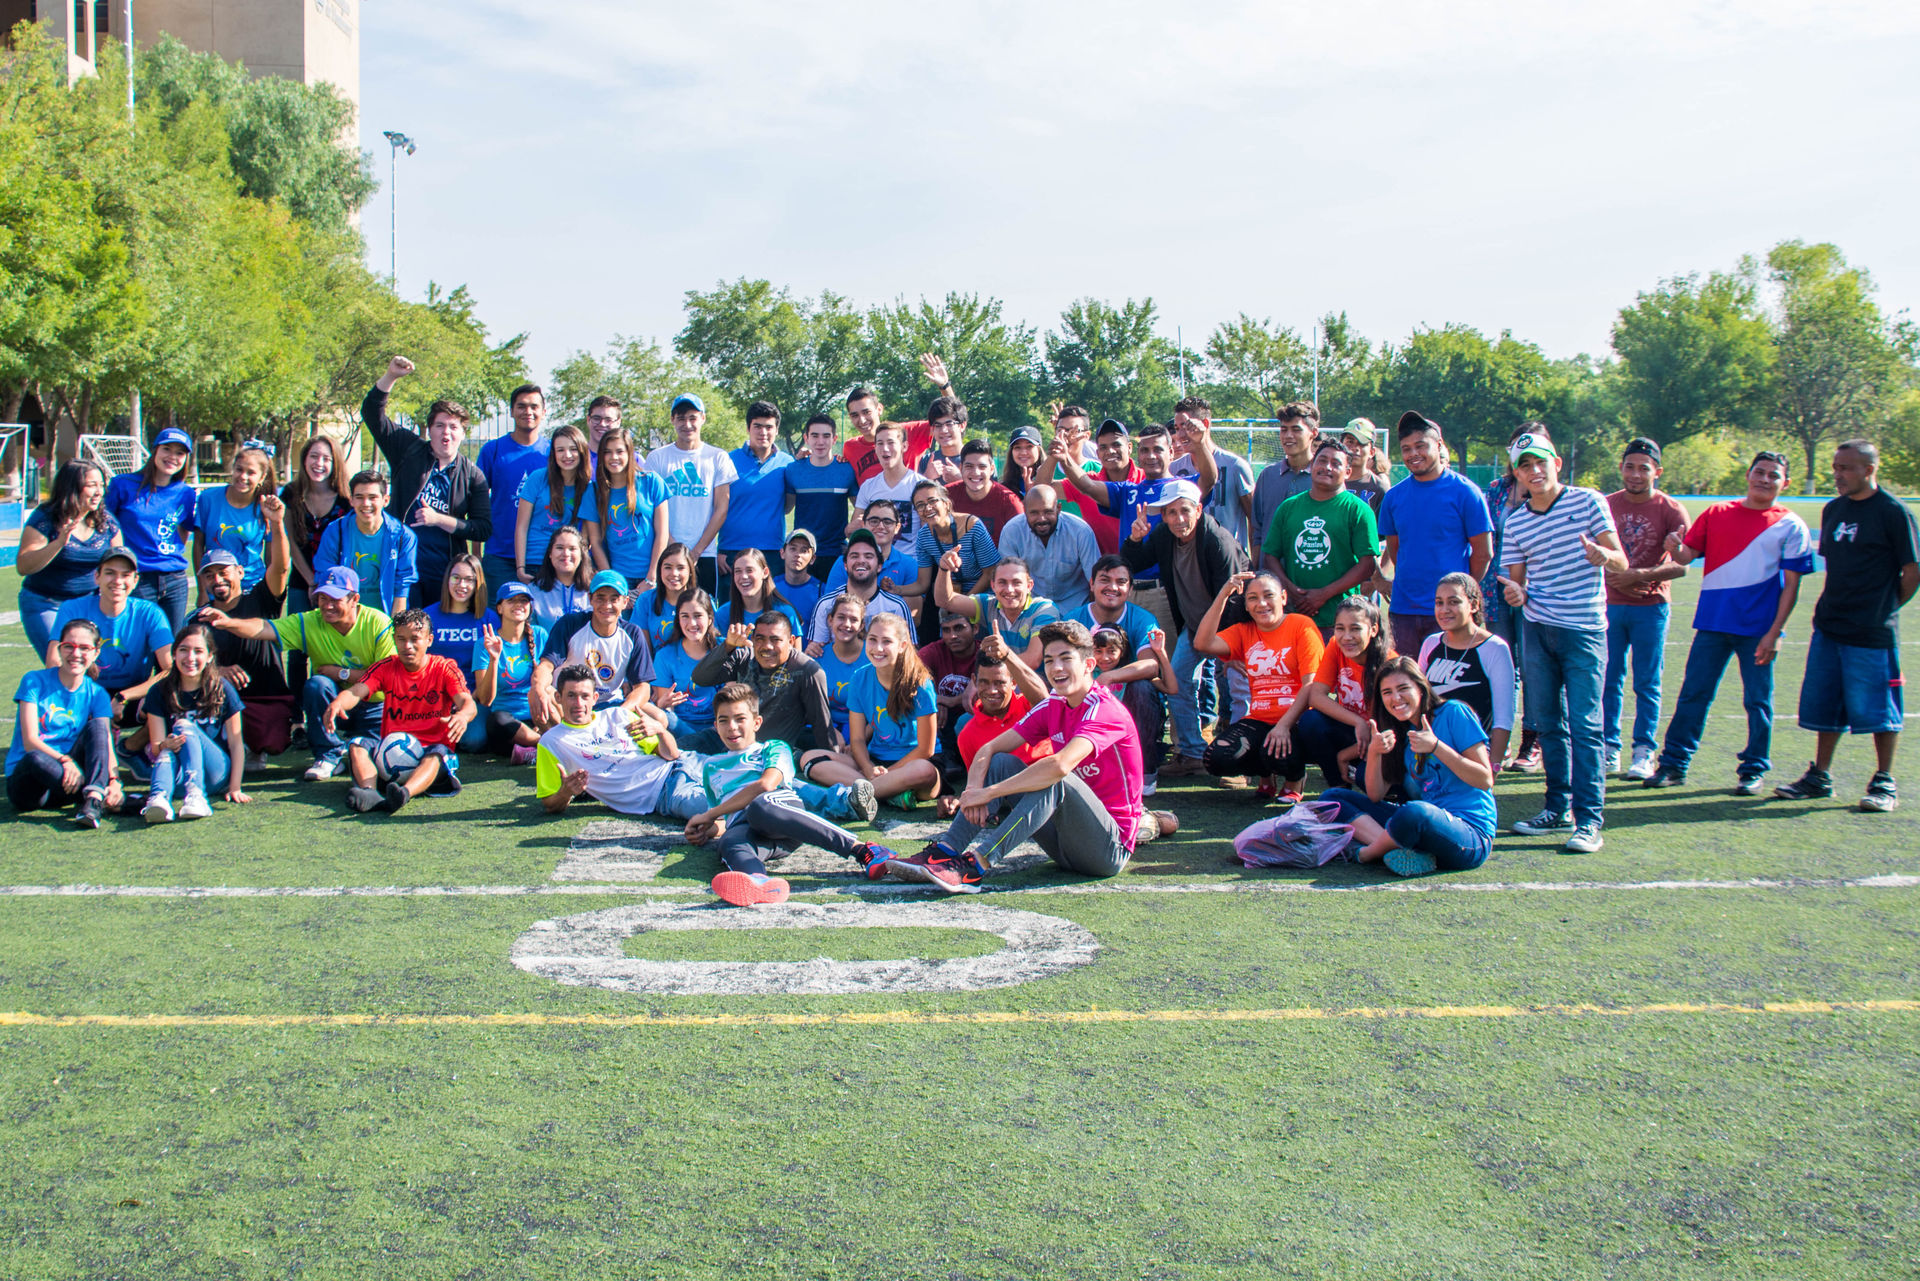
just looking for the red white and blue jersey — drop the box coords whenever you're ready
[1684,502,1814,637]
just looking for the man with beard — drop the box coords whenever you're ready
[996,484,1099,615]
[807,530,914,645]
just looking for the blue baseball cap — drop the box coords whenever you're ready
[494,581,533,604]
[153,427,193,452]
[589,569,630,596]
[313,566,362,600]
[670,393,705,415]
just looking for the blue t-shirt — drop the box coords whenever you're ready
[846,665,935,763]
[1068,602,1157,658]
[8,668,111,772]
[472,622,549,720]
[651,640,718,729]
[826,544,920,594]
[343,521,388,607]
[21,507,121,599]
[104,474,197,573]
[579,474,670,581]
[1376,469,1494,614]
[516,473,586,570]
[1106,476,1181,575]
[632,586,684,649]
[815,649,870,739]
[50,597,172,692]
[477,436,549,558]
[422,605,495,684]
[1402,699,1497,838]
[713,600,804,636]
[783,458,858,557]
[777,574,824,628]
[721,446,794,551]
[195,490,272,590]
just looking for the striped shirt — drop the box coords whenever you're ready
[1500,487,1615,631]
[806,586,914,646]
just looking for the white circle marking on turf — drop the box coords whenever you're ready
[509,900,1100,995]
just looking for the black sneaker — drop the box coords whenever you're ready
[73,794,105,829]
[1641,766,1686,789]
[1510,808,1573,836]
[1860,772,1899,813]
[1772,764,1833,801]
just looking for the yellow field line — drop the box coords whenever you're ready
[2,999,1916,1030]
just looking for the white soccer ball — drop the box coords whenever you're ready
[375,732,426,781]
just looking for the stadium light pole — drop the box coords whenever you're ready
[126,0,141,444]
[381,130,416,287]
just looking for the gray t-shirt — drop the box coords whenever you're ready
[1250,460,1314,554]
[1500,487,1616,632]
[1173,448,1254,547]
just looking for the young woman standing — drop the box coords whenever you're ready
[16,461,123,662]
[139,623,249,822]
[281,434,353,619]
[194,442,281,596]
[515,424,590,584]
[104,426,199,632]
[583,427,669,590]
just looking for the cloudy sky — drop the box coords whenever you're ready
[358,0,1920,383]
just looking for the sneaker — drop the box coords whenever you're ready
[74,794,105,829]
[384,781,411,814]
[1254,779,1278,801]
[1624,745,1657,781]
[245,750,268,772]
[179,787,213,820]
[1510,808,1572,836]
[861,842,910,880]
[289,724,309,752]
[1160,753,1206,778]
[303,756,340,782]
[881,789,921,811]
[1135,811,1180,844]
[510,744,537,766]
[844,778,878,822]
[1507,742,1543,774]
[1773,764,1833,800]
[345,786,383,813]
[1563,824,1605,854]
[1732,775,1765,797]
[712,870,790,906]
[1641,766,1686,789]
[888,843,968,888]
[1142,773,1158,797]
[1860,772,1899,813]
[141,794,174,824]
[1603,750,1622,775]
[1383,848,1438,877]
[916,853,988,895]
[1275,785,1304,806]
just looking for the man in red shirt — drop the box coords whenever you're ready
[956,655,1053,770]
[840,353,955,484]
[324,608,477,815]
[947,441,1023,539]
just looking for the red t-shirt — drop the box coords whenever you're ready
[917,639,977,706]
[361,654,467,747]
[946,481,1024,541]
[1604,490,1690,607]
[1312,646,1370,714]
[843,420,931,486]
[957,692,1053,769]
[1219,616,1325,723]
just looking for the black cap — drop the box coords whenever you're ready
[1396,411,1442,439]
[844,528,879,557]
[1096,418,1129,439]
[1623,437,1661,464]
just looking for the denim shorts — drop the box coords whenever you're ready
[1797,630,1904,734]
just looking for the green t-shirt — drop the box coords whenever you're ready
[700,739,796,806]
[272,606,397,699]
[1262,489,1381,628]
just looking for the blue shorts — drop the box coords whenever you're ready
[347,737,464,790]
[1797,630,1904,734]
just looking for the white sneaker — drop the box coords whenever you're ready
[179,787,213,820]
[1624,746,1656,781]
[141,794,174,824]
[1603,750,1622,775]
[246,750,268,771]
[303,757,339,782]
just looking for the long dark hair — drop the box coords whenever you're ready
[726,549,790,622]
[45,461,110,535]
[592,426,640,535]
[533,526,593,593]
[665,589,719,651]
[1369,655,1436,792]
[1333,596,1392,715]
[544,424,591,519]
[649,542,694,619]
[137,437,191,494]
[157,623,228,727]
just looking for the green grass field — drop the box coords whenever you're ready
[3,496,1917,1280]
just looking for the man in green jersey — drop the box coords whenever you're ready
[1262,440,1381,637]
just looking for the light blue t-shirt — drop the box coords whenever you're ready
[632,587,684,650]
[1068,602,1157,658]
[472,622,549,721]
[1376,469,1494,615]
[846,665,935,763]
[517,473,586,570]
[815,649,870,739]
[651,640,717,729]
[344,522,387,607]
[713,601,804,636]
[195,490,271,590]
[1401,698,1497,838]
[50,597,172,692]
[779,574,824,628]
[700,739,796,805]
[580,474,670,581]
[478,435,549,559]
[971,595,1062,651]
[8,669,111,772]
[721,446,794,551]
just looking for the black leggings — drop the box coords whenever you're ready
[717,791,864,877]
[1203,716,1308,781]
[8,720,114,811]
[479,709,531,756]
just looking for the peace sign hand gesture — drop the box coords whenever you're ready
[481,623,503,661]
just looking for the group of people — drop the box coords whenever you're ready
[11,351,1915,903]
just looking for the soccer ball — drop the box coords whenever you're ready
[375,732,426,782]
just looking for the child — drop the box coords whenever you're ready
[684,682,902,908]
[1090,623,1176,794]
[7,618,126,826]
[474,582,550,763]
[801,613,939,809]
[140,623,249,822]
[315,469,421,615]
[515,423,590,584]
[1297,596,1393,788]
[323,608,478,814]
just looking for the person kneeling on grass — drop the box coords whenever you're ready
[1320,656,1496,878]
[322,609,478,814]
[877,620,1176,894]
[139,623,249,823]
[684,682,903,908]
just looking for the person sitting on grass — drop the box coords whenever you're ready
[800,613,940,811]
[314,469,420,616]
[187,550,297,764]
[322,609,477,814]
[878,620,1176,894]
[813,592,871,744]
[51,547,173,752]
[473,582,550,764]
[1192,571,1326,802]
[941,651,1055,815]
[8,619,135,827]
[1295,596,1393,788]
[684,682,904,908]
[649,589,722,740]
[1320,656,1495,878]
[538,664,709,823]
[529,570,656,725]
[139,623,249,823]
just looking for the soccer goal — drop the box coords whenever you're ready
[77,433,149,477]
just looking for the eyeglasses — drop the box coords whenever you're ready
[866,517,899,528]
[448,575,479,586]
[241,438,277,458]
[58,642,98,654]
[587,415,620,427]
[911,497,944,511]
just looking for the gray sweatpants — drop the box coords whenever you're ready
[937,752,1132,878]
[716,788,864,876]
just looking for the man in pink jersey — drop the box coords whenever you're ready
[1644,451,1814,794]
[876,619,1175,892]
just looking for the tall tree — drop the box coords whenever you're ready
[1041,298,1179,431]
[863,293,1037,431]
[1610,268,1775,447]
[548,337,739,452]
[675,279,866,448]
[1374,324,1561,460]
[1201,314,1313,419]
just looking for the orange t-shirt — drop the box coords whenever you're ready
[1313,646,1370,714]
[1219,616,1324,723]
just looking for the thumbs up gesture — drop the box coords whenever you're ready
[1496,575,1525,608]
[1579,533,1607,567]
[1407,715,1438,755]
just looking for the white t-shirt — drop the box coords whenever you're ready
[535,708,675,815]
[855,469,924,544]
[646,442,738,553]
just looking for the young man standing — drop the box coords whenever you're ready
[1602,438,1690,780]
[997,484,1100,616]
[1249,401,1322,554]
[783,413,858,578]
[841,354,951,483]
[918,396,968,484]
[1775,439,1919,811]
[1057,421,1181,636]
[1646,452,1813,794]
[477,383,550,590]
[363,356,492,596]
[314,470,419,616]
[853,423,923,543]
[646,393,736,596]
[717,400,793,576]
[1375,411,1494,659]
[531,570,656,722]
[1338,418,1389,512]
[946,440,1023,540]
[1263,439,1379,637]
[1059,415,1137,554]
[1494,430,1626,854]
[323,608,476,814]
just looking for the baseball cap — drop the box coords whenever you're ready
[1010,425,1043,447]
[1096,418,1130,439]
[589,569,630,596]
[785,528,817,551]
[1146,478,1203,511]
[1339,417,1376,443]
[153,427,193,452]
[1509,432,1559,466]
[1397,411,1442,438]
[844,528,879,557]
[197,549,241,572]
[313,566,361,600]
[1623,437,1662,464]
[670,393,705,415]
[494,581,533,604]
[99,547,138,570]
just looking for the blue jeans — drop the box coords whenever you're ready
[149,720,232,798]
[1168,630,1208,759]
[1658,630,1773,779]
[1521,619,1607,827]
[1603,602,1669,755]
[1321,787,1492,872]
[134,570,192,635]
[18,584,79,660]
[301,674,382,765]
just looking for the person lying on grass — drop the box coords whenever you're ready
[537,663,714,824]
[683,681,903,908]
[1318,655,1496,878]
[323,609,477,815]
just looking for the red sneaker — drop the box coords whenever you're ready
[917,853,987,895]
[711,871,791,906]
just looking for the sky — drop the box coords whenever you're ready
[357,0,1920,385]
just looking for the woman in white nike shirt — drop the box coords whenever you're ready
[1415,572,1515,772]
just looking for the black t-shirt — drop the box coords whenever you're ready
[139,677,247,733]
[191,584,293,699]
[1813,488,1918,649]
